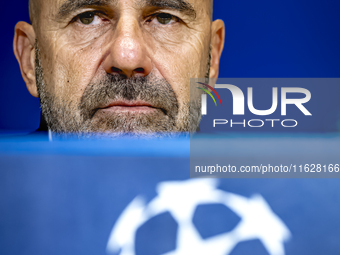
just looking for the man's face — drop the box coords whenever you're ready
[16,0,224,136]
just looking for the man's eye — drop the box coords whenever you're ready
[156,13,176,25]
[77,12,99,25]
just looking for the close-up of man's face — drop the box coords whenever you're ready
[14,0,225,136]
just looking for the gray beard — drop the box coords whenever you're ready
[35,44,204,138]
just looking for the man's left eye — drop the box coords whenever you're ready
[154,13,179,25]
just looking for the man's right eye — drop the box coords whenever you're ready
[76,11,101,25]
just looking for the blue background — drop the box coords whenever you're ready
[1,135,340,255]
[1,0,340,131]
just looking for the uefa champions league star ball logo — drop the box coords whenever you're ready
[106,179,291,255]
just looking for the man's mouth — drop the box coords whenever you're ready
[98,100,160,114]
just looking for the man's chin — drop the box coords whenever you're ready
[43,102,197,137]
[50,129,187,140]
[78,110,178,135]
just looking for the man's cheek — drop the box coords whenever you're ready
[148,32,187,48]
[53,26,111,67]
[52,45,101,99]
[49,57,85,104]
[146,27,197,55]
[64,23,113,46]
[153,39,202,71]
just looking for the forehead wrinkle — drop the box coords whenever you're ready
[56,0,116,20]
[138,0,196,19]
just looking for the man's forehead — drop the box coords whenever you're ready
[47,0,202,10]
[31,0,209,10]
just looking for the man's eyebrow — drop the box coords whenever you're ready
[141,0,196,19]
[56,0,113,20]
[56,0,196,20]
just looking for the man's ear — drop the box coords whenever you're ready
[13,22,38,98]
[209,19,225,79]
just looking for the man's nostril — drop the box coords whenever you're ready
[134,68,144,73]
[111,67,122,73]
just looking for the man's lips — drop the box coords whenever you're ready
[97,101,159,113]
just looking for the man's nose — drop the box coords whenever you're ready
[103,19,152,78]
